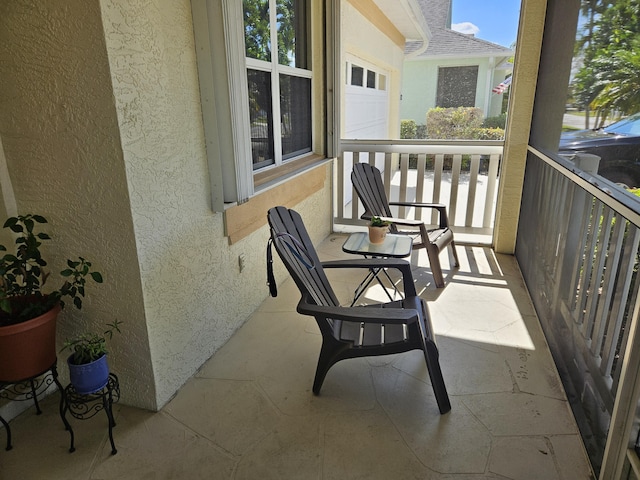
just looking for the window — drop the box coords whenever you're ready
[346,62,387,91]
[366,70,376,89]
[351,65,364,86]
[191,0,328,208]
[244,0,312,170]
[436,66,478,108]
[378,73,386,91]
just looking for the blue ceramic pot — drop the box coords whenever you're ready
[67,353,109,394]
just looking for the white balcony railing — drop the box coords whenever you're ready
[334,139,504,244]
[519,146,640,479]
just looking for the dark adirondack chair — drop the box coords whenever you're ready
[267,206,451,414]
[351,162,459,288]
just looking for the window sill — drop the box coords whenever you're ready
[253,153,328,190]
[224,156,332,244]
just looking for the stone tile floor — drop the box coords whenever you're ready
[0,234,594,479]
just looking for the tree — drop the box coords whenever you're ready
[590,39,640,115]
[572,0,640,126]
[243,0,299,66]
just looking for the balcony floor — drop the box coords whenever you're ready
[2,234,594,479]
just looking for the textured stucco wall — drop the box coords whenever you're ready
[342,1,404,139]
[0,0,332,414]
[99,0,332,408]
[0,1,155,409]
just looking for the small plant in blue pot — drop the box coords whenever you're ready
[63,320,121,394]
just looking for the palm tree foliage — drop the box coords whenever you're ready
[573,0,640,125]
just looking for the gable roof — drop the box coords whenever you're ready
[406,0,513,59]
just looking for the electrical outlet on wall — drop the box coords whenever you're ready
[238,253,246,272]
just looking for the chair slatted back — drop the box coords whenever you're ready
[267,207,340,309]
[351,163,397,233]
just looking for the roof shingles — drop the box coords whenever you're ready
[408,0,513,58]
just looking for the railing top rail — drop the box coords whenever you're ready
[528,145,640,227]
[339,139,504,155]
[340,139,505,146]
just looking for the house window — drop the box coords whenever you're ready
[244,0,312,170]
[367,70,376,88]
[351,65,364,86]
[347,63,388,91]
[436,66,478,108]
[378,74,386,91]
[191,0,329,208]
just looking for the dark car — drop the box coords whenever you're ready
[559,113,640,188]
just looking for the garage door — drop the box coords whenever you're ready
[343,61,390,208]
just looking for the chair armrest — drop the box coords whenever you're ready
[388,202,450,229]
[298,300,419,325]
[374,215,423,227]
[321,259,417,296]
[360,212,422,227]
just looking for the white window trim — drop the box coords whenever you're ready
[222,0,255,203]
[191,0,255,207]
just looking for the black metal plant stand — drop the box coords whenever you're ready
[62,373,120,455]
[0,360,68,451]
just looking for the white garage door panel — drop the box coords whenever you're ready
[344,86,389,139]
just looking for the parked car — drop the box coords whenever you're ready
[559,113,640,188]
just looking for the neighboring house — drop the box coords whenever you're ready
[401,0,513,125]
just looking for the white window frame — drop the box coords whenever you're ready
[192,0,334,209]
[245,0,313,169]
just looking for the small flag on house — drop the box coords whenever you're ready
[492,76,512,94]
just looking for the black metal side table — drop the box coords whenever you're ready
[0,360,67,451]
[62,373,120,455]
[342,232,413,305]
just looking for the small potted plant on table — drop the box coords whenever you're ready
[0,214,103,382]
[368,216,391,244]
[62,320,122,395]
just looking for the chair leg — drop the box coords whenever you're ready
[426,244,445,288]
[423,340,451,414]
[312,341,349,395]
[449,240,460,268]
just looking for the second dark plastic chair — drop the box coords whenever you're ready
[351,162,459,288]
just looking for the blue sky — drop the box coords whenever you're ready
[450,0,521,48]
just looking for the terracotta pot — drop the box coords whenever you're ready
[0,303,61,382]
[368,225,388,244]
[67,353,110,395]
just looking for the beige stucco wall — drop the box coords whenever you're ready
[0,0,332,412]
[0,0,155,409]
[99,0,331,408]
[342,0,405,139]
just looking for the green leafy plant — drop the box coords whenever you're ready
[0,214,103,326]
[370,216,391,227]
[63,320,122,365]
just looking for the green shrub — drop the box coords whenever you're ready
[482,113,507,129]
[468,127,505,140]
[426,107,483,139]
[400,120,417,139]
